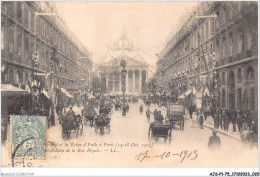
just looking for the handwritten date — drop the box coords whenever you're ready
[135,150,198,163]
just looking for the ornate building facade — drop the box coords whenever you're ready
[1,1,92,97]
[156,1,257,114]
[96,34,148,95]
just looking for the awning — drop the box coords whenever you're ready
[1,84,29,96]
[60,88,73,98]
[42,89,50,99]
[178,89,192,99]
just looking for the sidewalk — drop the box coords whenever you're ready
[186,115,241,142]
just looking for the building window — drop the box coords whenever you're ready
[222,88,226,108]
[24,34,29,60]
[30,38,35,61]
[9,27,14,54]
[31,11,34,31]
[17,2,22,23]
[229,32,233,55]
[237,68,241,82]
[1,23,4,51]
[222,36,226,56]
[250,88,255,110]
[17,30,22,56]
[237,28,243,54]
[211,19,215,34]
[24,8,29,27]
[246,28,253,50]
[246,67,254,81]
[221,72,225,83]
[205,22,209,39]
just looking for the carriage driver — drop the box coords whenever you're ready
[67,106,75,118]
[155,111,164,123]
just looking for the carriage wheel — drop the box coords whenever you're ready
[148,128,152,142]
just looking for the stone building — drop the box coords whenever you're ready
[96,33,149,95]
[1,1,92,97]
[156,1,257,114]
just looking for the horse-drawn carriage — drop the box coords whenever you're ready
[82,106,96,127]
[148,122,172,144]
[62,114,83,139]
[94,114,111,135]
[166,103,184,130]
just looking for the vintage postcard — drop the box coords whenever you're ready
[1,0,258,172]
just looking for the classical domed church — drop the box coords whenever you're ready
[96,33,149,95]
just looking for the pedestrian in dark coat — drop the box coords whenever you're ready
[237,111,243,132]
[223,112,230,132]
[146,108,151,123]
[208,130,221,151]
[199,114,204,129]
[231,109,237,132]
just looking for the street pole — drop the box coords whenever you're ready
[120,59,127,116]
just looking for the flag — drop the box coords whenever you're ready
[1,64,5,73]
[25,84,31,93]
[204,87,210,97]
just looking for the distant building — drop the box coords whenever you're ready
[1,1,92,98]
[157,1,257,114]
[96,33,149,95]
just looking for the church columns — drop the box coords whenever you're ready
[133,70,135,93]
[106,74,108,91]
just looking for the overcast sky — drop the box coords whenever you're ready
[54,1,197,76]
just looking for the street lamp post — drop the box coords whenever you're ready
[120,59,127,116]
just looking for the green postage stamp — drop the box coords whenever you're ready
[11,115,46,159]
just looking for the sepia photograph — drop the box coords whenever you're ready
[0,0,259,175]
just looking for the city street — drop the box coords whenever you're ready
[6,99,258,167]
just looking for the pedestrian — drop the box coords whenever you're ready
[126,103,129,113]
[139,104,143,114]
[237,111,243,132]
[231,109,237,132]
[208,130,221,151]
[191,112,197,128]
[49,108,55,127]
[223,111,230,132]
[199,114,204,129]
[146,108,151,123]
[189,105,193,119]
